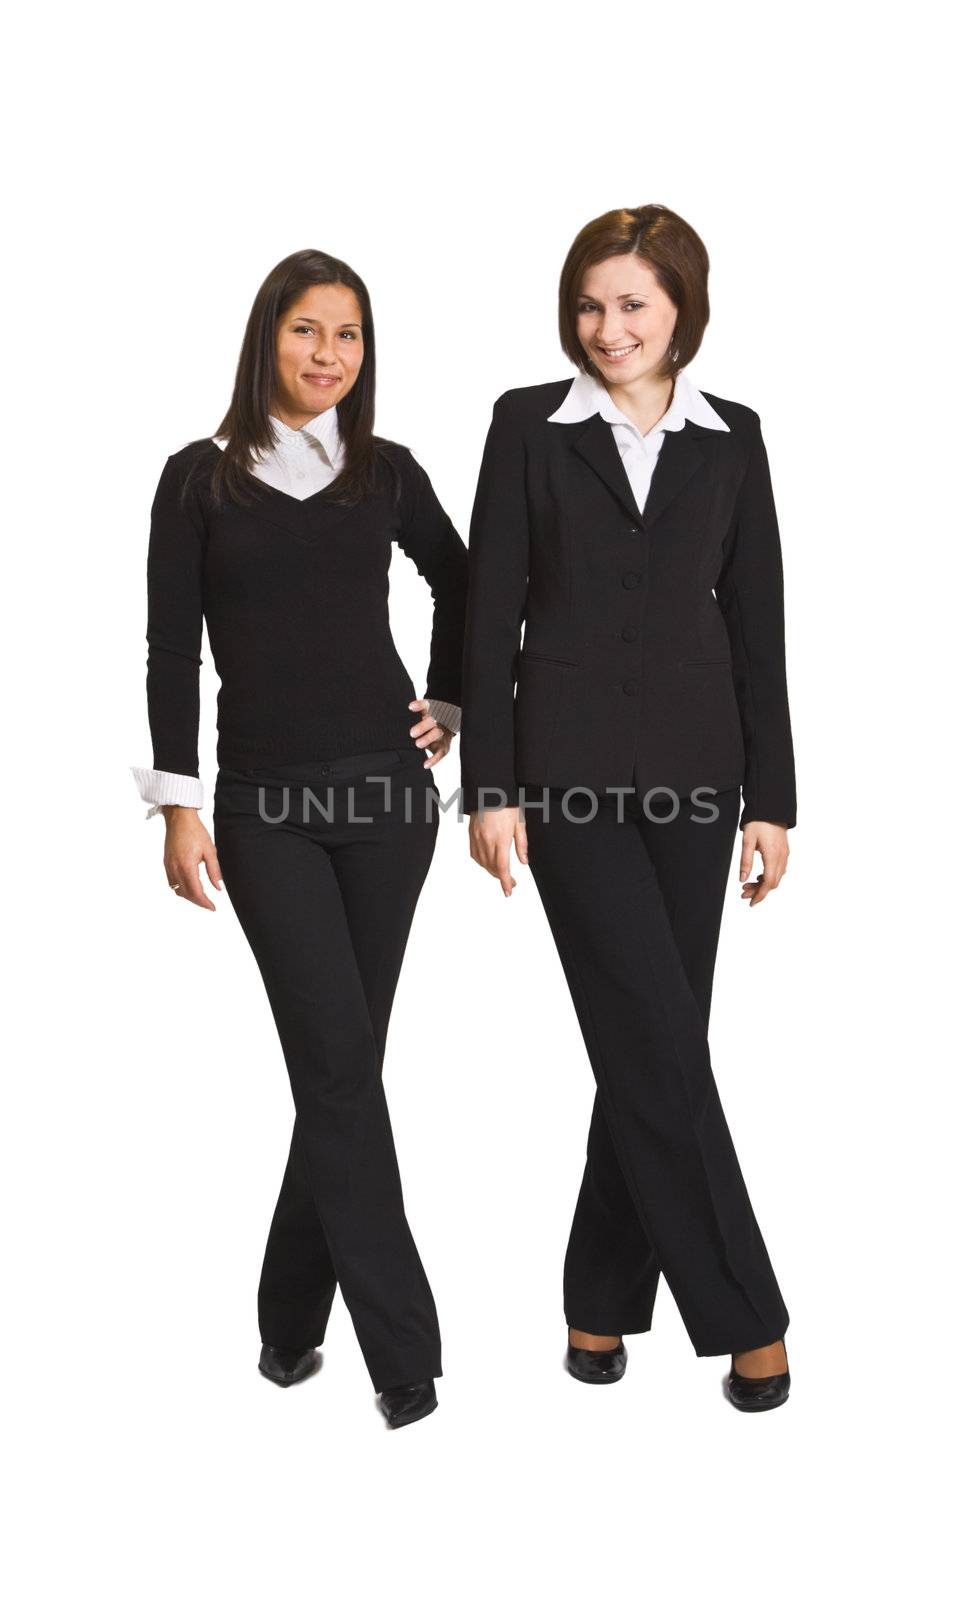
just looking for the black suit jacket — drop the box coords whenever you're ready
[458,378,796,829]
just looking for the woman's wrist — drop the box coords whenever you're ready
[161,803,201,822]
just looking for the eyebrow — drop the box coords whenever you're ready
[578,293,645,303]
[289,315,362,328]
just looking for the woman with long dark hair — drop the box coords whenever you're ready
[460,205,795,1411]
[132,249,467,1429]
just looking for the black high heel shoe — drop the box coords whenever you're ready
[726,1343,790,1412]
[565,1338,627,1384]
[258,1343,320,1387]
[377,1378,438,1429]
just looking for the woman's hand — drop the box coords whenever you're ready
[739,821,789,906]
[408,699,453,768]
[468,806,528,897]
[161,806,224,910]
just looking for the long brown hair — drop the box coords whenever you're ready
[558,205,711,381]
[203,248,385,510]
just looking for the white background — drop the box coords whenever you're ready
[5,2,965,1594]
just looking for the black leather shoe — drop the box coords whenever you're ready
[258,1343,319,1387]
[726,1361,791,1412]
[377,1379,438,1429]
[565,1338,627,1384]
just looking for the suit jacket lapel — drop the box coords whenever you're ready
[570,414,646,527]
[641,423,707,533]
[568,413,711,531]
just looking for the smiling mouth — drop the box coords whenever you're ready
[302,373,340,384]
[598,343,640,361]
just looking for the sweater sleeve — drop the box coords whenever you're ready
[716,414,797,831]
[394,449,468,709]
[424,698,462,734]
[142,453,207,781]
[458,395,530,814]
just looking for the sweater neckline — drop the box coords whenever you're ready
[203,437,337,509]
[201,439,358,540]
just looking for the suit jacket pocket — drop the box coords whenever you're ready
[514,654,573,776]
[520,650,579,669]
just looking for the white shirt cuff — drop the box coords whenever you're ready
[131,766,205,819]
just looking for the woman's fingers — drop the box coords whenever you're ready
[478,855,516,893]
[493,853,517,895]
[739,833,755,882]
[408,699,435,742]
[421,728,452,768]
[170,855,216,910]
[407,698,456,767]
[203,844,224,894]
[164,854,217,910]
[410,715,437,742]
[192,866,218,910]
[470,842,515,891]
[163,812,221,910]
[739,823,789,905]
[416,720,446,751]
[468,809,520,895]
[740,853,787,904]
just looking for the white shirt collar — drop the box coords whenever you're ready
[547,367,729,436]
[267,404,345,464]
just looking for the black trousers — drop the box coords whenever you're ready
[522,782,789,1356]
[213,745,441,1393]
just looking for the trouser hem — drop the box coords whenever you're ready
[259,1326,328,1351]
[690,1321,790,1358]
[370,1346,443,1394]
[565,1310,653,1335]
[258,1298,334,1354]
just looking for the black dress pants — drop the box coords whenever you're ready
[213,745,441,1393]
[522,783,789,1357]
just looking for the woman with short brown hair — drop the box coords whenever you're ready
[461,204,795,1411]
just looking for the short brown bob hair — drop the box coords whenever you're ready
[558,204,711,381]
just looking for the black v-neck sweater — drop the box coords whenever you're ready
[144,438,468,775]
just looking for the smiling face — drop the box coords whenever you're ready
[272,282,365,427]
[576,253,679,388]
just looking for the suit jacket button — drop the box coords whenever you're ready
[622,679,639,695]
[629,525,642,534]
[622,572,641,589]
[621,625,638,642]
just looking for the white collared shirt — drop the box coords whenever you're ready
[132,410,461,816]
[245,405,345,500]
[546,366,730,512]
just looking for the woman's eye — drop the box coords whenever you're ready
[294,325,313,334]
[339,330,358,340]
[577,302,645,314]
